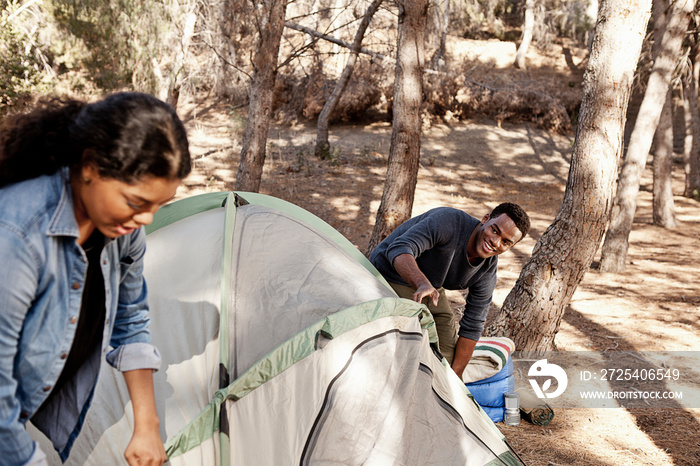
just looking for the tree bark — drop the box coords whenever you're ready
[366,0,428,254]
[684,33,700,199]
[599,0,694,272]
[429,0,449,69]
[152,4,197,110]
[514,0,535,69]
[652,90,678,227]
[314,0,384,159]
[600,0,695,272]
[486,0,651,351]
[166,9,198,110]
[213,0,243,97]
[235,0,288,192]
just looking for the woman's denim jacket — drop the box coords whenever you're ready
[0,168,161,465]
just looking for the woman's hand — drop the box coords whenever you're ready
[123,369,166,465]
[124,427,167,466]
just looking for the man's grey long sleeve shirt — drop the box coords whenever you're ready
[369,207,497,340]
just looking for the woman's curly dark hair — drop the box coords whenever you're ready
[0,92,191,187]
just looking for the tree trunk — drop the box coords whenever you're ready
[366,0,428,254]
[314,0,384,159]
[486,0,651,351]
[599,0,694,272]
[682,74,693,179]
[166,9,198,110]
[213,0,242,97]
[652,90,678,227]
[684,34,700,199]
[484,0,498,30]
[235,0,288,192]
[429,0,449,69]
[153,4,197,110]
[514,0,535,69]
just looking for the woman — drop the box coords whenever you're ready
[0,92,191,465]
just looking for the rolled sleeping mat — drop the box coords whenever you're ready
[518,389,555,426]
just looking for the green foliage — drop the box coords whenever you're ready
[0,1,52,113]
[545,0,596,45]
[49,0,165,90]
[450,0,488,37]
[449,0,595,46]
[46,0,205,96]
[0,0,224,107]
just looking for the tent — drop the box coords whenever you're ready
[30,191,523,465]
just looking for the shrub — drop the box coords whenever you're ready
[0,2,51,113]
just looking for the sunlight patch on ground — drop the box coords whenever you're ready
[188,124,231,150]
[674,211,700,222]
[556,319,596,350]
[447,37,516,68]
[329,197,361,221]
[502,408,676,465]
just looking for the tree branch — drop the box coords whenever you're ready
[284,20,393,64]
[284,20,442,74]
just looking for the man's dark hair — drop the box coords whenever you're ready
[490,203,530,241]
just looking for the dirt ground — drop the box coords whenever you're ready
[175,38,700,465]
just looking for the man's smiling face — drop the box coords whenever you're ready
[468,213,523,260]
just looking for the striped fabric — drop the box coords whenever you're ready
[461,337,515,384]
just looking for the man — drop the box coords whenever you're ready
[369,203,530,380]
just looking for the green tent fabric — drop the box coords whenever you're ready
[29,192,522,466]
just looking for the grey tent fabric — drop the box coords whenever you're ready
[28,192,522,466]
[227,204,395,379]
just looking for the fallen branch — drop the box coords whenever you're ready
[194,147,225,160]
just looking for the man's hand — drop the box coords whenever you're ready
[412,282,439,306]
[451,337,478,381]
[392,254,439,306]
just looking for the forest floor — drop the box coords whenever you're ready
[175,37,700,465]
